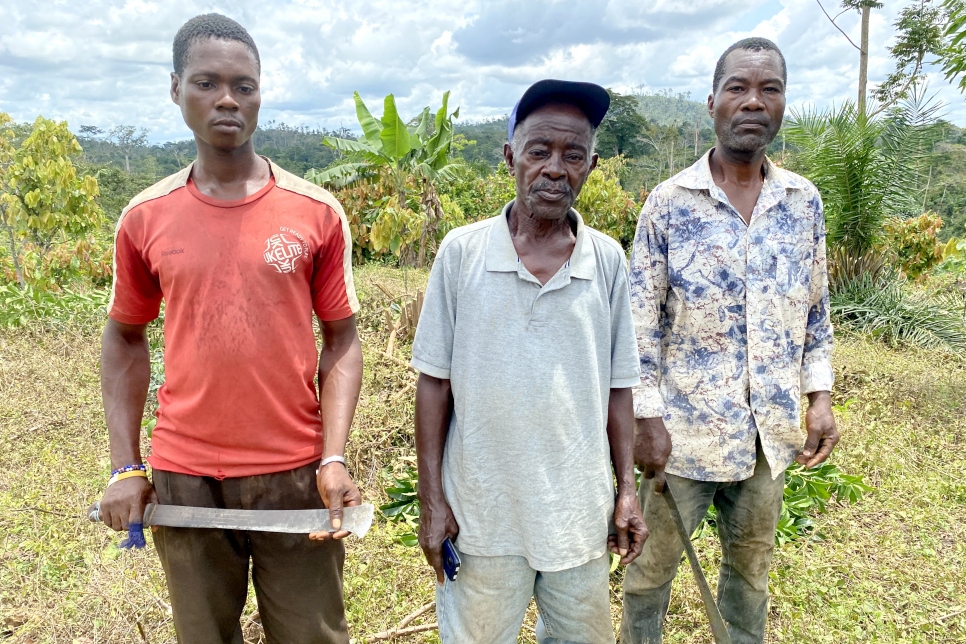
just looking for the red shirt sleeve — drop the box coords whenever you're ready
[311,207,355,321]
[108,214,163,324]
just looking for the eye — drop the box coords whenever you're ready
[238,85,255,94]
[197,81,214,89]
[566,153,585,162]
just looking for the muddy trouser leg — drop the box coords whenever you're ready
[153,470,249,644]
[245,462,349,644]
[712,444,784,644]
[619,475,717,643]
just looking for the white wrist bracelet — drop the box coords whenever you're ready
[319,455,346,469]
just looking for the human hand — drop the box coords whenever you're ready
[98,476,158,532]
[311,462,362,541]
[609,491,648,565]
[797,391,839,468]
[634,417,672,494]
[418,494,460,584]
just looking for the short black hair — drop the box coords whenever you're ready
[712,37,786,94]
[172,13,260,76]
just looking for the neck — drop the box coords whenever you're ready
[508,202,575,241]
[709,143,766,186]
[192,138,264,185]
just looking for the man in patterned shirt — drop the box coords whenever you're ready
[620,38,839,643]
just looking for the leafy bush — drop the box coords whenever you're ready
[440,162,515,223]
[381,460,870,549]
[575,156,640,247]
[379,467,420,547]
[882,212,945,279]
[698,462,872,546]
[0,284,109,329]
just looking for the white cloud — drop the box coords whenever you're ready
[0,0,962,144]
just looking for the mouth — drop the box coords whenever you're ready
[735,120,768,130]
[212,120,243,130]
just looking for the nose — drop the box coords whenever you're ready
[742,89,765,111]
[215,88,239,111]
[542,151,567,179]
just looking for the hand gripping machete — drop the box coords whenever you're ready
[89,503,375,537]
[662,484,733,644]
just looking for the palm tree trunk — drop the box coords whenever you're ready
[858,5,870,117]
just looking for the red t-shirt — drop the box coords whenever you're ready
[108,160,359,478]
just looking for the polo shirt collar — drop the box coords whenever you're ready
[486,201,596,280]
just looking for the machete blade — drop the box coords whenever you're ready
[142,503,375,538]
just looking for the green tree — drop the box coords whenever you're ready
[0,116,103,289]
[596,91,648,158]
[306,91,462,266]
[816,0,883,116]
[940,0,966,92]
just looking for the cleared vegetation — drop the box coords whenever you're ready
[1,265,964,643]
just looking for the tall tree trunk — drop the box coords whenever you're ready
[693,118,699,157]
[124,152,131,174]
[6,225,25,289]
[858,5,871,117]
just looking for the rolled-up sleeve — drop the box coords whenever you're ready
[800,191,834,393]
[629,195,668,418]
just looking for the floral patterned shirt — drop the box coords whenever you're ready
[630,150,834,481]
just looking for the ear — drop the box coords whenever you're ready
[588,153,598,174]
[503,142,515,174]
[707,93,714,119]
[170,72,181,105]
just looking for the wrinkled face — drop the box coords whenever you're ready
[504,103,598,220]
[709,49,786,155]
[170,38,260,151]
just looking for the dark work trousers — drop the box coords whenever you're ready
[152,461,349,644]
[620,441,784,644]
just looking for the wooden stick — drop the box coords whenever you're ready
[373,281,397,301]
[364,623,438,642]
[398,602,435,629]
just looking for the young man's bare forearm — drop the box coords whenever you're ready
[100,319,151,469]
[607,388,637,495]
[318,316,363,458]
[415,374,452,503]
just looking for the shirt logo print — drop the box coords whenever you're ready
[263,233,304,273]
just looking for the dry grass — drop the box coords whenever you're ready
[1,265,965,643]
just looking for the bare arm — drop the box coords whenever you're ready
[98,318,157,531]
[607,388,648,565]
[311,314,364,540]
[415,373,459,584]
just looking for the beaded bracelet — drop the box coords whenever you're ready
[108,470,149,486]
[111,463,147,478]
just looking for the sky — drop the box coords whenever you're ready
[1,0,964,143]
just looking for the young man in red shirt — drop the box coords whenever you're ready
[97,14,363,643]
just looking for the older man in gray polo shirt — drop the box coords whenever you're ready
[412,79,648,644]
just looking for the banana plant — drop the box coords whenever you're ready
[305,91,463,266]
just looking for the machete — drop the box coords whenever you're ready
[89,502,375,537]
[662,484,733,644]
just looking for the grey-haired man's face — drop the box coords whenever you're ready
[503,103,598,220]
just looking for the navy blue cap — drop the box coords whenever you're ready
[507,79,611,140]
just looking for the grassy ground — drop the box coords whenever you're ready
[1,264,965,643]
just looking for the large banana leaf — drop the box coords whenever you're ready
[353,92,384,150]
[322,136,381,156]
[305,162,373,189]
[380,94,411,159]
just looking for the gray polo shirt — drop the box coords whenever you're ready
[411,203,641,571]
